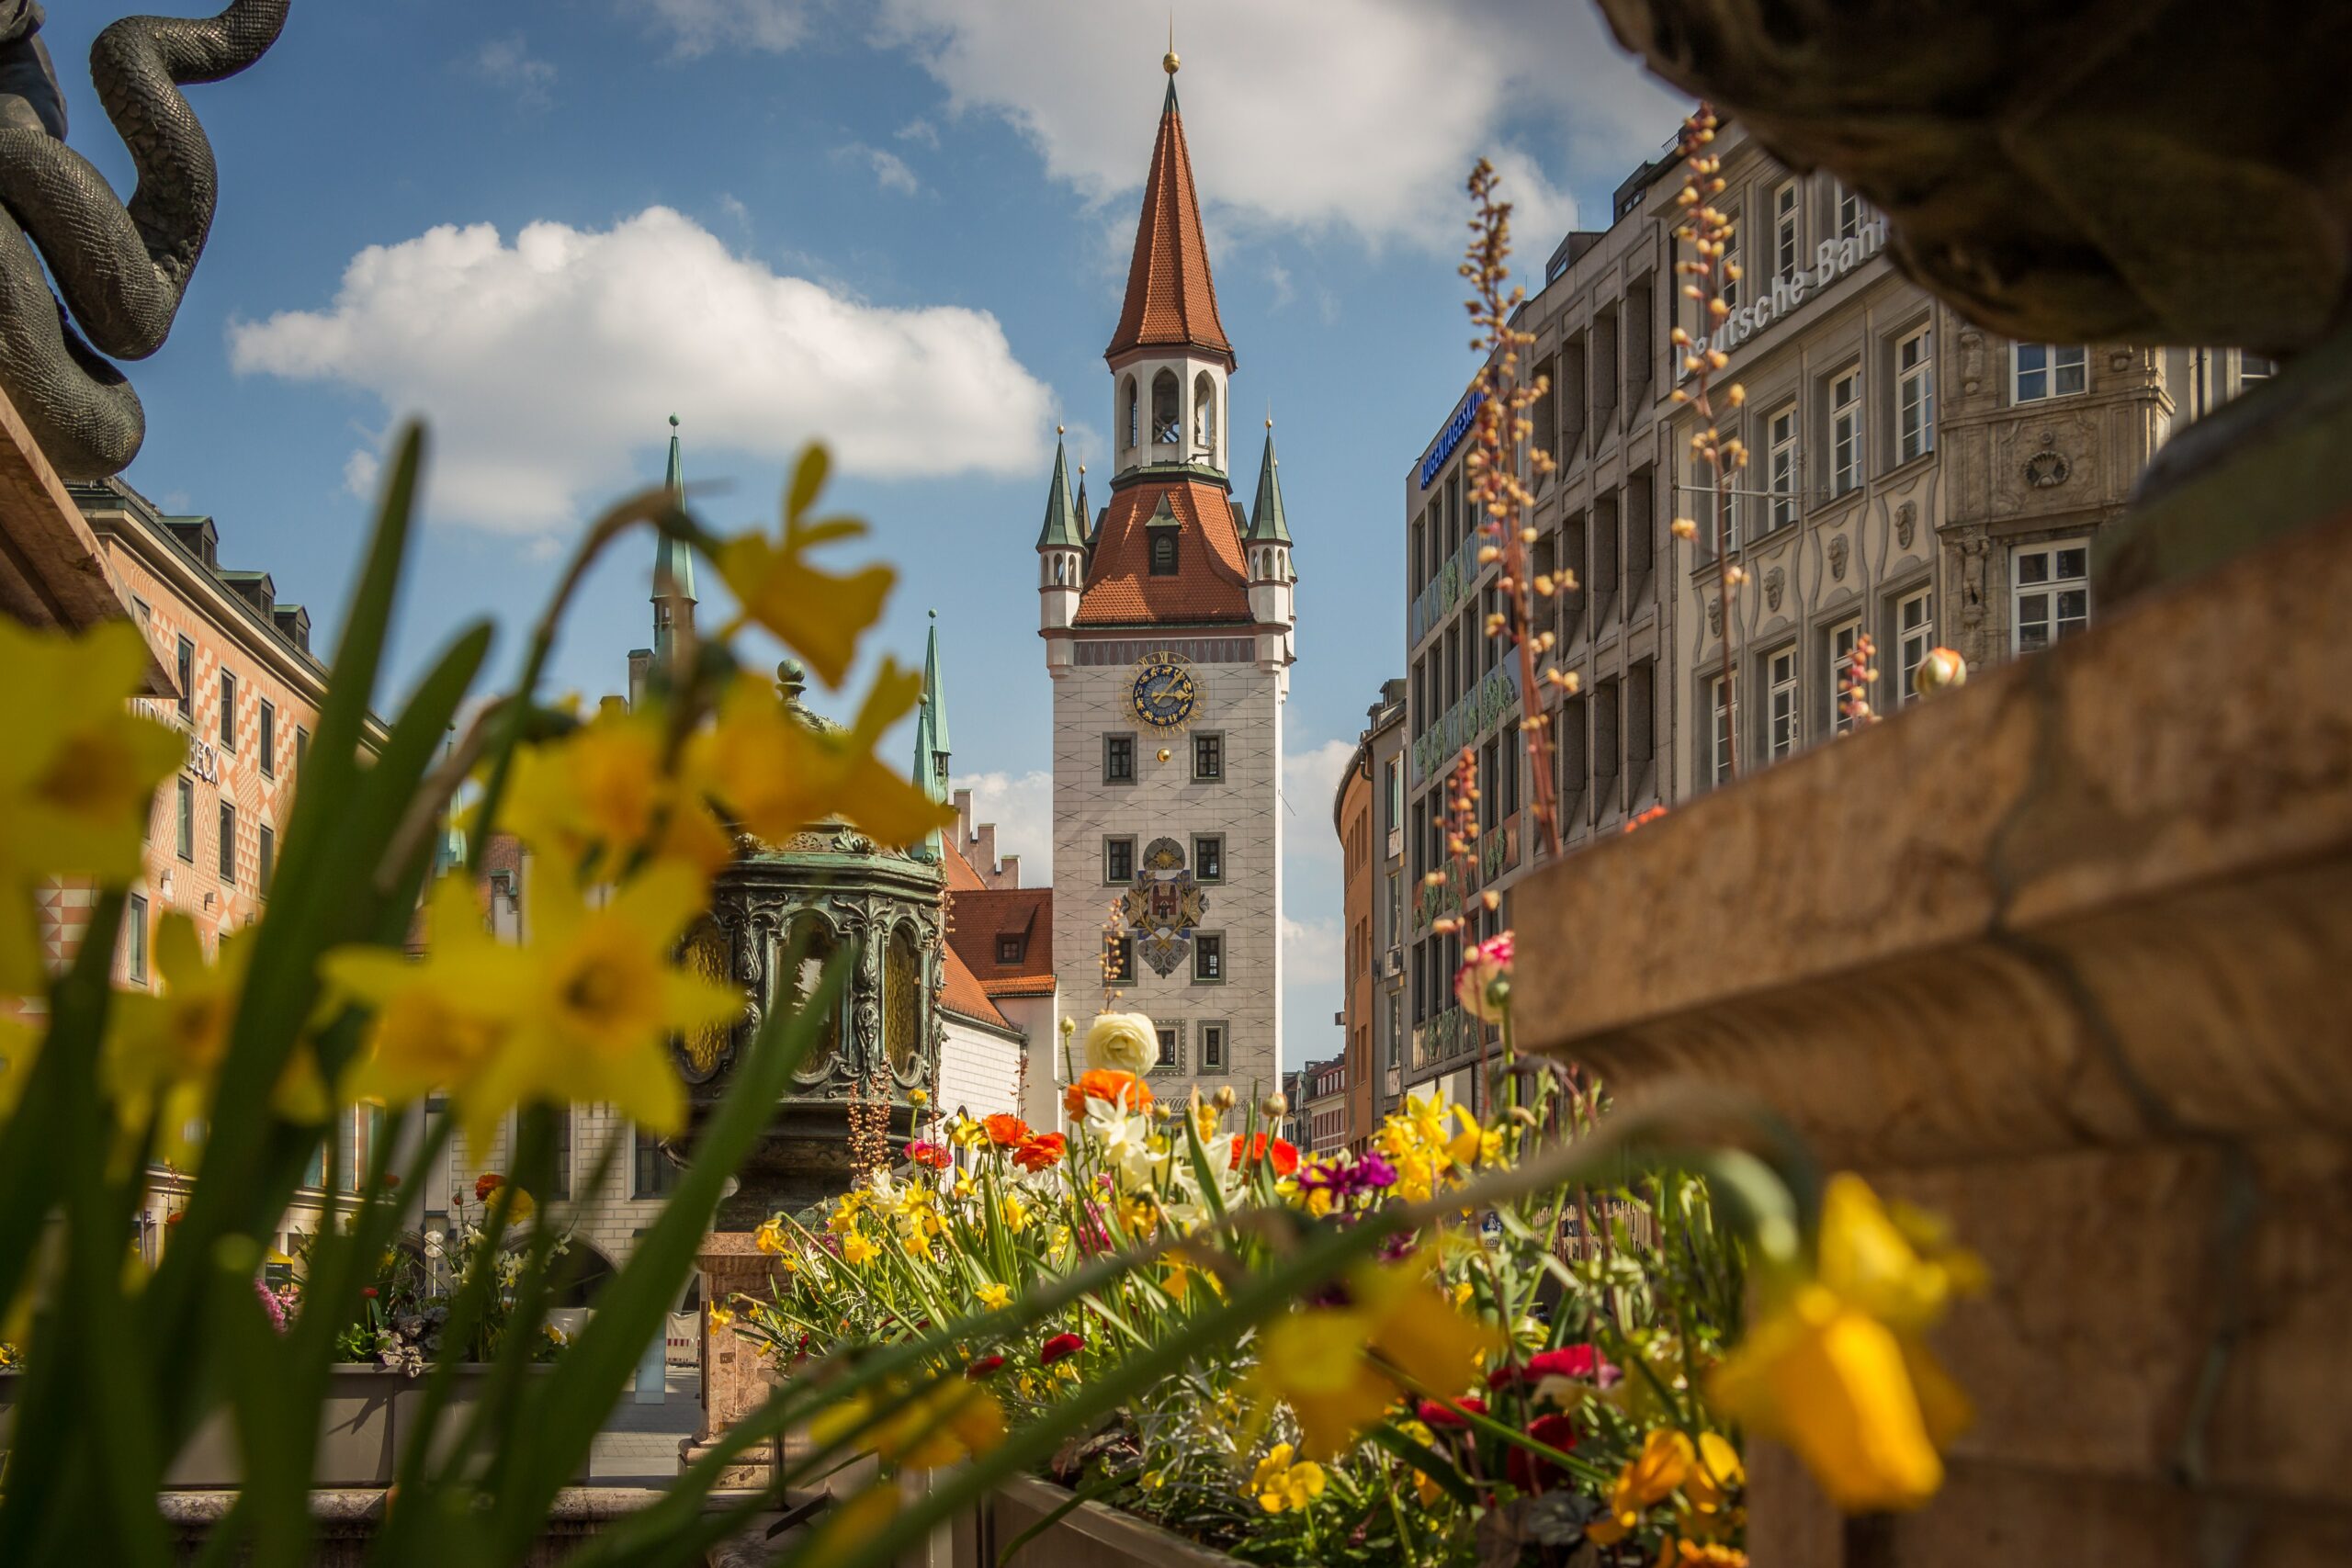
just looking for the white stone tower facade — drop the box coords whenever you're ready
[1038,61,1295,1111]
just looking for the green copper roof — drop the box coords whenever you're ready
[910,612,951,863]
[652,415,696,663]
[1073,466,1091,541]
[1035,434,1085,550]
[1246,423,1291,545]
[920,609,950,772]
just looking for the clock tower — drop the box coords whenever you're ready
[1037,53,1295,1112]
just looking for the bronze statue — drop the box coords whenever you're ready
[0,0,288,479]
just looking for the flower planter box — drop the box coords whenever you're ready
[956,1474,1246,1568]
[0,1363,554,1489]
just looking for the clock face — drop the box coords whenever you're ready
[1130,655,1197,730]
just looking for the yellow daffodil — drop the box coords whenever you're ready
[1684,1429,1744,1517]
[998,1194,1030,1234]
[502,698,732,885]
[754,1217,789,1255]
[714,445,896,690]
[1710,1175,1979,1514]
[841,1230,879,1268]
[976,1280,1012,1311]
[0,1013,40,1122]
[708,1302,736,1331]
[0,620,186,993]
[323,877,524,1133]
[464,862,742,1146]
[882,1381,1008,1471]
[688,664,950,852]
[1249,1443,1327,1514]
[105,918,325,1163]
[801,1481,898,1563]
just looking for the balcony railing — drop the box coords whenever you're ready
[1409,660,1522,787]
[1407,529,1490,648]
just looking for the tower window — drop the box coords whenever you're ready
[1103,732,1136,783]
[1152,370,1180,444]
[1149,533,1178,575]
[1193,732,1223,781]
[1123,376,1138,448]
[1193,370,1216,457]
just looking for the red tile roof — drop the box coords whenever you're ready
[1073,479,1251,626]
[940,942,1012,1031]
[942,837,989,892]
[1105,86,1232,367]
[946,886,1054,998]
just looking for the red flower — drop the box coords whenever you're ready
[982,1113,1032,1149]
[361,1286,379,1300]
[1416,1395,1487,1430]
[474,1172,506,1202]
[905,1140,953,1170]
[1229,1134,1301,1177]
[1507,1412,1581,1494]
[1490,1343,1621,1394]
[1013,1133,1067,1172]
[164,1211,184,1227]
[966,1354,1006,1380]
[379,1172,401,1189]
[1039,1332,1085,1367]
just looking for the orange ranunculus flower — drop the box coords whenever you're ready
[983,1112,1032,1149]
[1064,1069,1153,1118]
[1231,1133,1301,1177]
[1014,1133,1067,1172]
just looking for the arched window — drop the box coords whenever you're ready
[1122,376,1138,449]
[884,923,923,1075]
[1053,555,1066,584]
[1150,532,1178,575]
[782,913,842,1078]
[1151,370,1180,445]
[675,916,733,1079]
[1193,371,1216,455]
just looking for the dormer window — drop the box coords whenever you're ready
[1150,532,1178,575]
[996,934,1023,964]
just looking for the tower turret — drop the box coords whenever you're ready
[1246,417,1296,684]
[1035,427,1085,667]
[651,413,696,669]
[910,610,952,861]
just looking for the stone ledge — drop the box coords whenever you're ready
[1514,507,2352,1168]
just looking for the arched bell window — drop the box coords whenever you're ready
[1122,376,1139,450]
[1151,370,1180,445]
[883,923,924,1076]
[1193,371,1216,457]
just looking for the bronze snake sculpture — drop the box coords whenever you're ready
[0,0,288,479]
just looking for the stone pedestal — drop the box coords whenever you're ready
[1513,508,2352,1565]
[682,1231,786,1487]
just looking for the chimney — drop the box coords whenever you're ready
[974,822,998,878]
[953,788,974,845]
[627,648,651,711]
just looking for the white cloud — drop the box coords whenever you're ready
[1282,738,1357,857]
[868,0,1684,249]
[471,33,555,109]
[342,447,380,499]
[835,142,921,196]
[896,117,940,148]
[643,0,815,55]
[952,770,1053,881]
[230,208,1055,533]
[1281,914,1341,987]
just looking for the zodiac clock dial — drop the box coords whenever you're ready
[1129,653,1197,731]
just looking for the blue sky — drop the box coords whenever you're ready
[47,0,1684,1066]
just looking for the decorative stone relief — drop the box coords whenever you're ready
[1706,597,1723,637]
[2024,442,2072,489]
[1828,534,1850,581]
[1895,502,1917,550]
[1764,566,1785,612]
[1959,328,1985,398]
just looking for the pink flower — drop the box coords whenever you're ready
[1454,931,1514,1024]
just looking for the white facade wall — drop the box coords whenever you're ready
[937,1016,1024,1121]
[1049,642,1282,1107]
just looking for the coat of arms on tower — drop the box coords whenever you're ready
[1119,837,1207,978]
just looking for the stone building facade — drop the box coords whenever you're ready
[1040,65,1294,1113]
[1335,678,1407,1149]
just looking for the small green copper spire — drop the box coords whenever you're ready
[1073,460,1091,542]
[1035,425,1084,550]
[1245,415,1291,545]
[652,413,696,664]
[910,610,951,862]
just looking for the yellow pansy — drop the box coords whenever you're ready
[1250,1443,1327,1514]
[0,620,186,993]
[688,664,950,852]
[714,445,896,690]
[460,862,741,1147]
[976,1280,1012,1311]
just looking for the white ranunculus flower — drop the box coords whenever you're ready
[1083,1011,1155,1076]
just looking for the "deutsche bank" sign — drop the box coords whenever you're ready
[1679,218,1889,380]
[1418,389,1484,491]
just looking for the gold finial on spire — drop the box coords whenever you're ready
[1057,423,1066,435]
[1164,13,1179,74]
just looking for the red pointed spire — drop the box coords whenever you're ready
[1105,76,1233,368]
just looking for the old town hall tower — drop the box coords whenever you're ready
[1038,53,1295,1108]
